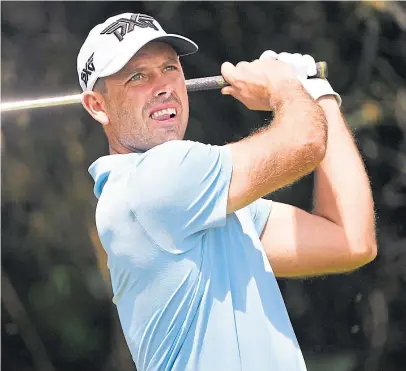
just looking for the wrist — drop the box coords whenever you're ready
[318,95,349,133]
[318,96,341,113]
[268,79,310,111]
[302,78,342,107]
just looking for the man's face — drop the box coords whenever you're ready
[101,41,189,152]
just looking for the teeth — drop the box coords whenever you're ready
[150,108,177,119]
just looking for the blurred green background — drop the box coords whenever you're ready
[1,2,405,371]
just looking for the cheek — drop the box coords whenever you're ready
[121,92,147,119]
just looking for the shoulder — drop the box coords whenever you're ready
[138,140,228,164]
[132,140,232,181]
[126,139,232,216]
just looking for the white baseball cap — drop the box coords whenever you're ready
[77,13,198,91]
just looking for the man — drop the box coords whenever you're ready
[78,12,377,371]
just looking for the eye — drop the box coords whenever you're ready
[130,73,145,81]
[164,65,178,72]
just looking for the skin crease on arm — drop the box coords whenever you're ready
[260,96,377,278]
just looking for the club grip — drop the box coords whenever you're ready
[186,61,328,93]
[315,61,328,79]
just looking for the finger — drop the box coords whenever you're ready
[302,54,317,76]
[221,61,238,85]
[221,86,231,95]
[236,61,249,68]
[259,50,278,60]
[277,52,295,65]
[278,52,307,82]
[221,86,237,96]
[292,53,307,72]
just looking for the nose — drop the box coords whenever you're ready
[154,84,174,99]
[152,72,175,98]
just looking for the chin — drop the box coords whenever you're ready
[161,132,184,143]
[146,134,181,151]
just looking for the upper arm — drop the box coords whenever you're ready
[127,140,233,253]
[260,200,365,277]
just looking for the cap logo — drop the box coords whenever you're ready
[101,14,159,42]
[81,52,95,87]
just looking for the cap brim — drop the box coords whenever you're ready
[98,34,198,81]
[153,34,198,56]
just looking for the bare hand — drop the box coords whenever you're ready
[220,58,301,111]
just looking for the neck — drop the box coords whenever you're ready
[108,143,145,155]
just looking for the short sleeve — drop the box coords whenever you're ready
[249,198,273,237]
[127,140,233,254]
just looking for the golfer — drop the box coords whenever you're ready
[78,12,377,371]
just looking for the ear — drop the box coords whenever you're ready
[81,90,110,126]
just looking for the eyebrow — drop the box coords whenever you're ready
[121,56,180,76]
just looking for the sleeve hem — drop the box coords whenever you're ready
[216,145,234,227]
[256,199,273,237]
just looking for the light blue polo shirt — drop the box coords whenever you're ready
[89,140,306,371]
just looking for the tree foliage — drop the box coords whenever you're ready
[2,2,405,371]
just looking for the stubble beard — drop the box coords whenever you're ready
[119,110,187,152]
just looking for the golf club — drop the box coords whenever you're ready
[1,62,327,112]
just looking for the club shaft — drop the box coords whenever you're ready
[1,94,83,112]
[1,62,327,112]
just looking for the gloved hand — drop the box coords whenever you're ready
[259,50,342,106]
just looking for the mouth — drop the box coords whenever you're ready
[149,107,177,122]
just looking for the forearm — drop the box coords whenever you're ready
[227,83,328,213]
[313,96,377,261]
[252,84,328,188]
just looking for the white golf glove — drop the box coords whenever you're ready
[260,50,342,106]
